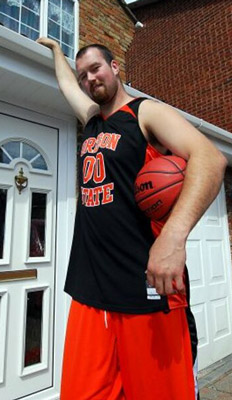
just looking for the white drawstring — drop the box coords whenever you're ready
[104,311,108,329]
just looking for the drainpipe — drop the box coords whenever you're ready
[117,0,144,28]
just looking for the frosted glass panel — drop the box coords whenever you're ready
[3,141,20,159]
[0,148,11,164]
[31,155,47,170]
[22,143,38,161]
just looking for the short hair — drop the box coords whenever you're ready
[75,44,114,65]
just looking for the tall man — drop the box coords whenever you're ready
[37,37,227,400]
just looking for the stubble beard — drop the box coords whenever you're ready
[90,80,118,105]
[90,83,110,105]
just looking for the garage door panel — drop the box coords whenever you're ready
[191,303,209,348]
[190,288,206,304]
[209,283,229,300]
[213,335,232,361]
[186,241,204,287]
[211,297,231,341]
[203,191,222,224]
[204,229,224,240]
[206,240,226,284]
[188,222,202,239]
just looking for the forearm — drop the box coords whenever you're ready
[51,44,79,94]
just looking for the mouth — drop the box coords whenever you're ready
[92,84,103,92]
[89,82,108,104]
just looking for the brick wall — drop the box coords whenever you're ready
[79,0,134,82]
[126,0,232,132]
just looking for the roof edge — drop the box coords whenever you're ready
[127,0,162,10]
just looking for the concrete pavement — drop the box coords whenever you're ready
[199,354,232,399]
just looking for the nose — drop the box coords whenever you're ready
[87,71,96,82]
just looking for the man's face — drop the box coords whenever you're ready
[76,48,119,105]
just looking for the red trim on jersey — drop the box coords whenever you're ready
[120,104,136,118]
[100,98,139,120]
[145,143,162,163]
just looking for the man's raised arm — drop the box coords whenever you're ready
[36,38,99,126]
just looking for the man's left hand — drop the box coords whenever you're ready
[146,230,186,295]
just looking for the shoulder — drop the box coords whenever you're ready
[138,99,170,140]
[139,99,175,120]
[138,99,189,137]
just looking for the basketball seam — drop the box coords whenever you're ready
[138,169,186,176]
[159,156,186,177]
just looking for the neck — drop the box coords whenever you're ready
[100,85,134,117]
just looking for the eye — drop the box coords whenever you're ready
[78,73,87,83]
[92,65,100,72]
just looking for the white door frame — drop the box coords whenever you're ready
[0,101,77,400]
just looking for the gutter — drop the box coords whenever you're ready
[117,0,144,28]
[127,0,163,10]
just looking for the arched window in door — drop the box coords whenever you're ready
[0,140,48,170]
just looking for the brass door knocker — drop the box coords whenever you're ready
[15,167,28,194]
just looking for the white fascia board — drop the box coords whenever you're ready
[126,85,232,165]
[0,25,76,72]
[0,26,77,119]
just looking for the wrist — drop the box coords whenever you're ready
[52,42,62,52]
[160,219,189,244]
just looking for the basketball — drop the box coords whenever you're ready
[134,155,187,221]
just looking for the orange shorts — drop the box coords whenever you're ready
[61,300,198,400]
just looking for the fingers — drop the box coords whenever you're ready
[146,269,155,288]
[146,270,185,296]
[36,37,59,50]
[174,275,186,293]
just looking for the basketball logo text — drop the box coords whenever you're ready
[145,199,163,216]
[134,181,153,195]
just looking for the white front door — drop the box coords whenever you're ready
[0,113,58,400]
[187,186,232,370]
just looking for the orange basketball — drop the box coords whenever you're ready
[134,156,187,221]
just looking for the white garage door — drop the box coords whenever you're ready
[187,184,232,370]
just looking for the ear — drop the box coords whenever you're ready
[111,59,120,76]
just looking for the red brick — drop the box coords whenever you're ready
[126,0,232,132]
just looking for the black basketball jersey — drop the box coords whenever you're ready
[64,97,187,313]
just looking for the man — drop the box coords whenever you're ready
[37,37,227,400]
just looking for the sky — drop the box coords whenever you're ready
[125,0,139,4]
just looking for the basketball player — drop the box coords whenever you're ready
[37,37,227,400]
